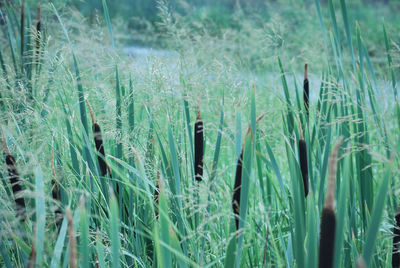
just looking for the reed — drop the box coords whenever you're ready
[194,106,204,181]
[318,137,343,268]
[298,124,309,197]
[303,63,309,120]
[67,208,77,268]
[393,202,400,267]
[2,129,26,221]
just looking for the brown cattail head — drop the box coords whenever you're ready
[318,208,336,268]
[67,208,77,268]
[86,100,110,177]
[304,63,310,119]
[318,137,343,268]
[232,149,243,230]
[232,114,264,229]
[194,106,204,182]
[3,128,26,221]
[393,206,400,267]
[298,138,309,197]
[324,137,343,210]
[51,151,62,229]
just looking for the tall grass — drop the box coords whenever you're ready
[0,0,399,267]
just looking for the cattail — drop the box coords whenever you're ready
[392,202,400,267]
[3,129,26,221]
[20,0,25,58]
[232,148,244,230]
[86,100,110,178]
[318,137,343,268]
[194,106,204,181]
[67,208,77,268]
[232,114,265,229]
[298,124,309,197]
[304,63,309,120]
[35,4,41,65]
[51,151,62,229]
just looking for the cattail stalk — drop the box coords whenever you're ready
[298,125,309,197]
[194,106,204,181]
[3,129,26,221]
[232,114,264,229]
[67,208,77,268]
[393,202,400,267]
[318,137,343,268]
[304,63,309,120]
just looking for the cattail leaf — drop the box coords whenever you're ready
[79,204,90,268]
[264,140,287,201]
[50,216,68,268]
[383,23,396,97]
[235,130,253,267]
[167,125,188,255]
[339,0,356,73]
[96,233,106,268]
[34,165,46,267]
[101,0,115,50]
[306,195,318,268]
[362,167,391,266]
[110,192,121,268]
[158,183,172,268]
[333,152,351,268]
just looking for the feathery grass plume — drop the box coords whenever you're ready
[232,114,264,229]
[303,63,309,120]
[35,4,41,65]
[194,106,204,181]
[67,208,77,268]
[318,137,343,268]
[2,129,26,221]
[20,0,25,58]
[393,202,400,267]
[298,124,309,197]
[86,100,110,178]
[51,151,62,229]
